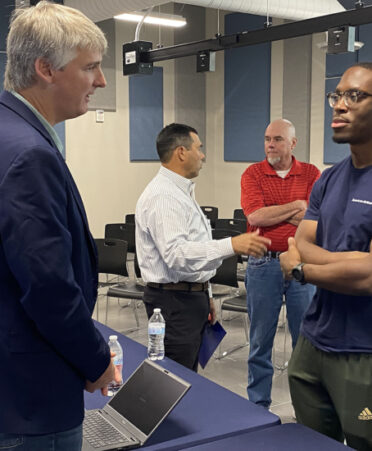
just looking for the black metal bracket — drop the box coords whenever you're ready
[139,5,371,63]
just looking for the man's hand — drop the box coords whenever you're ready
[231,230,271,257]
[279,237,301,279]
[295,199,308,211]
[85,352,122,396]
[286,210,306,226]
[208,298,217,325]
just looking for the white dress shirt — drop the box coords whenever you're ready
[135,166,234,286]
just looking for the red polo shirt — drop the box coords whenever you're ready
[241,157,320,252]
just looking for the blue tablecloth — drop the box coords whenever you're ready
[183,423,355,450]
[85,321,280,450]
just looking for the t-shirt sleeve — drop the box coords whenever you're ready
[304,175,324,221]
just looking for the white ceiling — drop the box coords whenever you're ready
[65,0,345,23]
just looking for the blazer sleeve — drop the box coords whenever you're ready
[0,145,110,383]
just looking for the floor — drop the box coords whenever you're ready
[95,278,296,425]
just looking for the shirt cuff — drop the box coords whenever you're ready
[215,237,235,258]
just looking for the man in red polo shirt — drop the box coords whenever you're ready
[241,118,320,409]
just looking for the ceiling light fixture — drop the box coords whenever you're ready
[115,11,186,28]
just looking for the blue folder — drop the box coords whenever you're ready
[198,321,226,368]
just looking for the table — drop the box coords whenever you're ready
[182,423,355,450]
[85,321,280,451]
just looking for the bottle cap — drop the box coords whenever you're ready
[153,308,161,313]
[109,335,118,341]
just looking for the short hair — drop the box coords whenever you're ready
[4,1,107,91]
[156,123,198,163]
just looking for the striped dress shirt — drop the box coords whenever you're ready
[135,166,234,286]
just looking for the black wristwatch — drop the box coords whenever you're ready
[291,263,306,285]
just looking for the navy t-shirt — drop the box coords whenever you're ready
[301,156,372,353]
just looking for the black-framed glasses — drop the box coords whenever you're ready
[327,90,372,108]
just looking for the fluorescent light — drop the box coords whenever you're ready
[115,11,186,28]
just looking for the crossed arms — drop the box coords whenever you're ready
[280,219,372,295]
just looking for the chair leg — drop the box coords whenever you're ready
[215,313,249,360]
[274,302,288,372]
[105,292,109,325]
[131,300,140,328]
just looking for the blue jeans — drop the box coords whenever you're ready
[245,256,316,408]
[0,424,82,451]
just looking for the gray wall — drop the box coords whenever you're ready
[0,1,15,90]
[282,35,313,162]
[174,4,206,147]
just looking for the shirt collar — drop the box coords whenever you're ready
[263,156,302,176]
[11,91,64,155]
[159,165,195,197]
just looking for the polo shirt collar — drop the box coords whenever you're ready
[263,156,302,176]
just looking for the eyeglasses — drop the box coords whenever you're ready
[327,90,372,108]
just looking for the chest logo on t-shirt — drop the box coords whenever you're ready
[352,198,372,206]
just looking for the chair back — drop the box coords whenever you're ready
[134,252,142,279]
[125,213,135,224]
[213,228,242,264]
[210,255,239,288]
[215,218,247,234]
[95,238,128,277]
[212,228,240,239]
[200,206,218,229]
[233,208,246,221]
[105,223,136,253]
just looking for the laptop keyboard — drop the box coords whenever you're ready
[84,410,132,449]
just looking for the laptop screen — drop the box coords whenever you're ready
[108,360,190,436]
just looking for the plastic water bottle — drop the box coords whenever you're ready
[107,335,123,396]
[147,308,165,360]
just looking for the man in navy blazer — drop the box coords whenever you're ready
[0,2,119,450]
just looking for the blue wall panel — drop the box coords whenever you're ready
[224,13,270,162]
[323,78,349,164]
[325,52,357,78]
[358,23,372,62]
[129,67,163,161]
[0,1,14,93]
[0,53,6,92]
[0,2,13,50]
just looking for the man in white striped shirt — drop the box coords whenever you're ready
[136,123,270,371]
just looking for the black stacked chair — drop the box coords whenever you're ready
[211,230,249,359]
[96,231,144,331]
[215,218,247,234]
[233,208,246,221]
[201,206,218,229]
[105,223,135,254]
[94,238,129,322]
[124,213,135,224]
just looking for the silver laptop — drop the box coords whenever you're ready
[82,359,191,451]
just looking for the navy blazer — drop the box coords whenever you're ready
[0,91,110,434]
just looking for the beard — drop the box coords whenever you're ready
[333,131,369,145]
[267,156,281,166]
[332,135,350,144]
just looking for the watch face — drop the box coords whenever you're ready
[292,264,305,283]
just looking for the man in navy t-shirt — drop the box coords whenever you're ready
[280,63,372,451]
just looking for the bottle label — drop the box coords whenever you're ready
[113,356,123,366]
[148,323,165,335]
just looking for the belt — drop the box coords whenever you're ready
[267,251,281,259]
[147,282,209,292]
